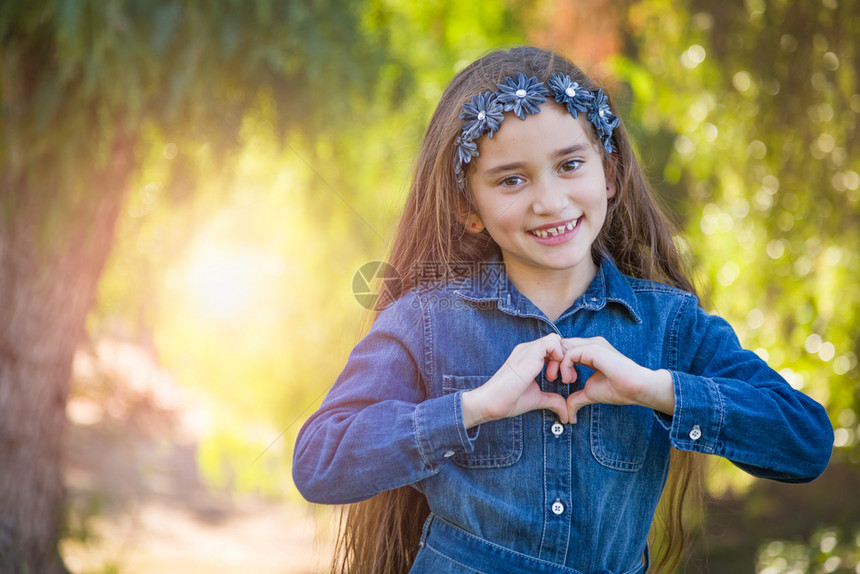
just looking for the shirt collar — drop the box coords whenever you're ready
[454,253,642,324]
[575,255,642,323]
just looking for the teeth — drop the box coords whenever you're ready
[530,218,579,238]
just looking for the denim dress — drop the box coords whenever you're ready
[293,256,833,574]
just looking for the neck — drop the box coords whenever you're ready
[504,257,598,322]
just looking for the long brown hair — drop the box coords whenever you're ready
[332,46,702,573]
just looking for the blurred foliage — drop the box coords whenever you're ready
[757,528,860,574]
[0,0,389,247]
[614,0,859,468]
[89,0,532,497]
[613,0,860,569]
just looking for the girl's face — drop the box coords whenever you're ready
[466,102,613,286]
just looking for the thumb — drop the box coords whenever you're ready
[566,390,592,424]
[535,390,569,424]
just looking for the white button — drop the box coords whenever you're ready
[551,422,564,437]
[551,499,565,515]
[689,425,702,441]
[443,450,455,458]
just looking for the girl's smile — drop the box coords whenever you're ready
[466,102,612,298]
[527,216,581,241]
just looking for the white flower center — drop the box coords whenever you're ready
[477,111,486,120]
[599,109,605,117]
[565,87,576,97]
[515,89,527,98]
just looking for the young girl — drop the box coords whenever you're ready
[292,47,833,573]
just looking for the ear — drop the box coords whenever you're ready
[603,154,618,200]
[464,212,485,234]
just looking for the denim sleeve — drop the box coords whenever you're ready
[292,291,477,504]
[655,295,833,483]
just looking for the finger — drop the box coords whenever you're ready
[563,343,605,373]
[559,337,587,351]
[559,348,578,384]
[535,390,569,424]
[566,389,592,424]
[539,334,569,383]
[545,358,560,382]
[540,334,565,362]
[563,336,609,347]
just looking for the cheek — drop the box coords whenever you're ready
[473,191,518,227]
[591,197,609,220]
[485,203,526,236]
[584,183,611,210]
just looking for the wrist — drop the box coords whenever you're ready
[637,368,676,416]
[461,389,491,430]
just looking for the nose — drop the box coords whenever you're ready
[530,176,567,215]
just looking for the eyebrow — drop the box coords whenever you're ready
[480,143,591,176]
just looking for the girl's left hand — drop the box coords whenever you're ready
[545,337,675,423]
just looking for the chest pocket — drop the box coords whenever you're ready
[442,375,522,469]
[590,404,654,472]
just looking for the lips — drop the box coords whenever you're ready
[527,218,580,238]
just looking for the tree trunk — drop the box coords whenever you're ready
[0,140,132,573]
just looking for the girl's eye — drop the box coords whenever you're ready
[560,159,582,173]
[499,175,525,188]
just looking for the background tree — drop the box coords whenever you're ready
[6,0,857,571]
[0,2,392,571]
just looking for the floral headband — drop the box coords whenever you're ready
[454,72,620,182]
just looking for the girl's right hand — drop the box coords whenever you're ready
[461,333,570,429]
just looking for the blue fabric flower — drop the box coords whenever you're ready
[547,73,594,118]
[459,92,504,141]
[587,89,620,153]
[496,72,548,120]
[454,134,479,180]
[453,74,621,186]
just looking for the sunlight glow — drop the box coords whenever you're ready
[184,243,258,321]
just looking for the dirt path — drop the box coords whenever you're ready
[62,496,334,574]
[63,339,335,573]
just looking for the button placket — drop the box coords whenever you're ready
[539,359,572,562]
